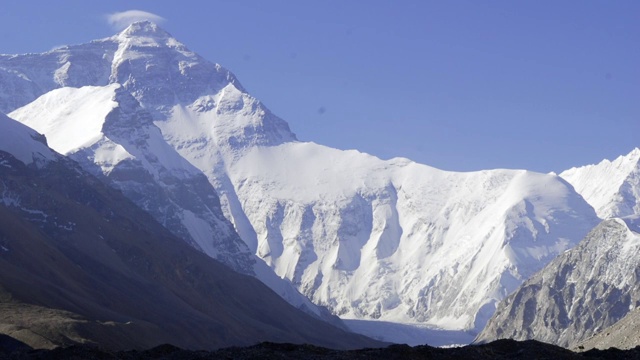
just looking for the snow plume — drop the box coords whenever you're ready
[106,10,166,30]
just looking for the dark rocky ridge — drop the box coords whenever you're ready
[4,340,640,360]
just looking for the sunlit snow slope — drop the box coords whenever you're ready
[560,148,640,219]
[1,21,600,335]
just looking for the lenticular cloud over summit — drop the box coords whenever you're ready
[107,10,166,30]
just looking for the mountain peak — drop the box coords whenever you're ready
[560,147,640,219]
[118,21,172,39]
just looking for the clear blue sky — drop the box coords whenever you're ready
[1,1,638,173]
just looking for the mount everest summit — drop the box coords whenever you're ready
[0,21,612,344]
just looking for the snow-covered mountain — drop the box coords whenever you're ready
[0,113,380,350]
[209,146,599,332]
[1,21,600,338]
[560,148,640,219]
[476,216,640,347]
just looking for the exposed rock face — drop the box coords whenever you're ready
[476,216,640,347]
[577,307,640,351]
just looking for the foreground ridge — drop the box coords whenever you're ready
[6,340,640,360]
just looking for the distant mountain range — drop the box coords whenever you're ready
[1,21,638,349]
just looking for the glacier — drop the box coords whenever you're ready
[1,21,601,340]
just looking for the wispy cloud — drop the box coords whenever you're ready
[106,10,166,30]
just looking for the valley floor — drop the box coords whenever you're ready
[343,319,475,347]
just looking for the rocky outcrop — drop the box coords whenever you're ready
[476,217,640,347]
[577,306,640,351]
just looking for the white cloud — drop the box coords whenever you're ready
[106,10,166,30]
